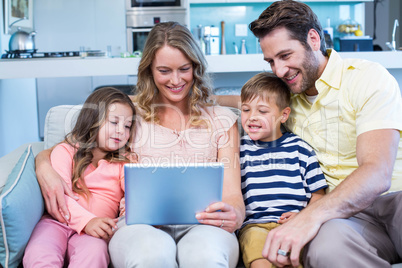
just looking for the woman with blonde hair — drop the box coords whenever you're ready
[35,22,244,268]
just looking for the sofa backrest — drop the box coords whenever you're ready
[44,105,82,149]
[44,105,243,149]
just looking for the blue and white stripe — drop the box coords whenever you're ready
[240,132,327,227]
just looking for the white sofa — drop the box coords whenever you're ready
[0,104,401,268]
[0,105,82,268]
[0,105,83,193]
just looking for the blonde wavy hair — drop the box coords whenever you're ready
[134,21,214,127]
[66,87,136,200]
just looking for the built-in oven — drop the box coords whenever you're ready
[126,0,187,11]
[128,0,182,8]
[126,7,188,54]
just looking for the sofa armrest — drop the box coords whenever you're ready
[0,142,44,192]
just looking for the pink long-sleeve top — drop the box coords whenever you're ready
[50,143,125,234]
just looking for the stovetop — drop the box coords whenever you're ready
[2,51,80,59]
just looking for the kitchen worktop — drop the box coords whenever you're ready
[1,51,402,80]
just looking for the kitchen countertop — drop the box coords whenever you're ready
[1,51,402,80]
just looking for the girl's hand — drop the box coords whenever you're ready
[278,212,298,224]
[195,201,238,233]
[84,217,118,240]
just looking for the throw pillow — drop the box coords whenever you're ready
[0,145,44,268]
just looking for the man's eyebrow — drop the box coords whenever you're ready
[263,49,292,61]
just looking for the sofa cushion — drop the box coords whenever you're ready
[0,142,44,194]
[0,145,44,268]
[44,105,82,149]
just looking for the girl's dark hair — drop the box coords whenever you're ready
[241,72,291,110]
[66,87,136,199]
[249,0,328,56]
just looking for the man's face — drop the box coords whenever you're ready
[259,27,321,96]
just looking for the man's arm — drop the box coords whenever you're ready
[278,188,325,224]
[262,128,400,267]
[211,95,241,109]
[35,148,77,223]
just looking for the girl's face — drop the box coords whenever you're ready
[151,45,194,106]
[96,102,133,153]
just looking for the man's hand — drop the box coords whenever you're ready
[84,217,118,240]
[262,211,321,267]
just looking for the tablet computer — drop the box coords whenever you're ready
[124,162,224,225]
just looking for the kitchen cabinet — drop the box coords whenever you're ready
[36,77,93,139]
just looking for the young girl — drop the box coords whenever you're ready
[23,87,136,268]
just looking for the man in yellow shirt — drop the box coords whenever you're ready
[249,0,402,267]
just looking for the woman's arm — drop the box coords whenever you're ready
[196,123,245,232]
[35,148,77,223]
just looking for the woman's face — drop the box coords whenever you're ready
[151,45,194,106]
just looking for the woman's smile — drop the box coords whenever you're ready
[152,45,194,105]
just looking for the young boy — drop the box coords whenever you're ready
[239,72,328,268]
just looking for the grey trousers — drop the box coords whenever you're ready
[108,218,239,268]
[304,191,402,268]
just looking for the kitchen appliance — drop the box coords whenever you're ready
[209,26,220,55]
[7,18,37,53]
[199,26,220,55]
[1,51,80,59]
[126,9,188,54]
[9,29,36,52]
[339,37,373,52]
[127,0,185,9]
[1,50,106,59]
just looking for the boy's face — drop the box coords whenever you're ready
[241,96,289,142]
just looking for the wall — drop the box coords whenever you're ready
[0,0,127,157]
[0,0,401,158]
[190,1,366,54]
[365,0,401,50]
[0,1,38,158]
[33,0,126,53]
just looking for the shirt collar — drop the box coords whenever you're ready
[317,49,343,91]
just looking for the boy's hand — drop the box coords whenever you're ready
[84,217,118,240]
[278,212,298,224]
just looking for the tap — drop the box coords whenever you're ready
[392,19,399,51]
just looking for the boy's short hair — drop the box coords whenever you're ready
[241,72,291,110]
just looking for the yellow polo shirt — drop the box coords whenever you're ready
[285,49,402,192]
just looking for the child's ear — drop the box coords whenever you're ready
[280,107,291,123]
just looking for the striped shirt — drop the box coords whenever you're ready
[240,132,327,227]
